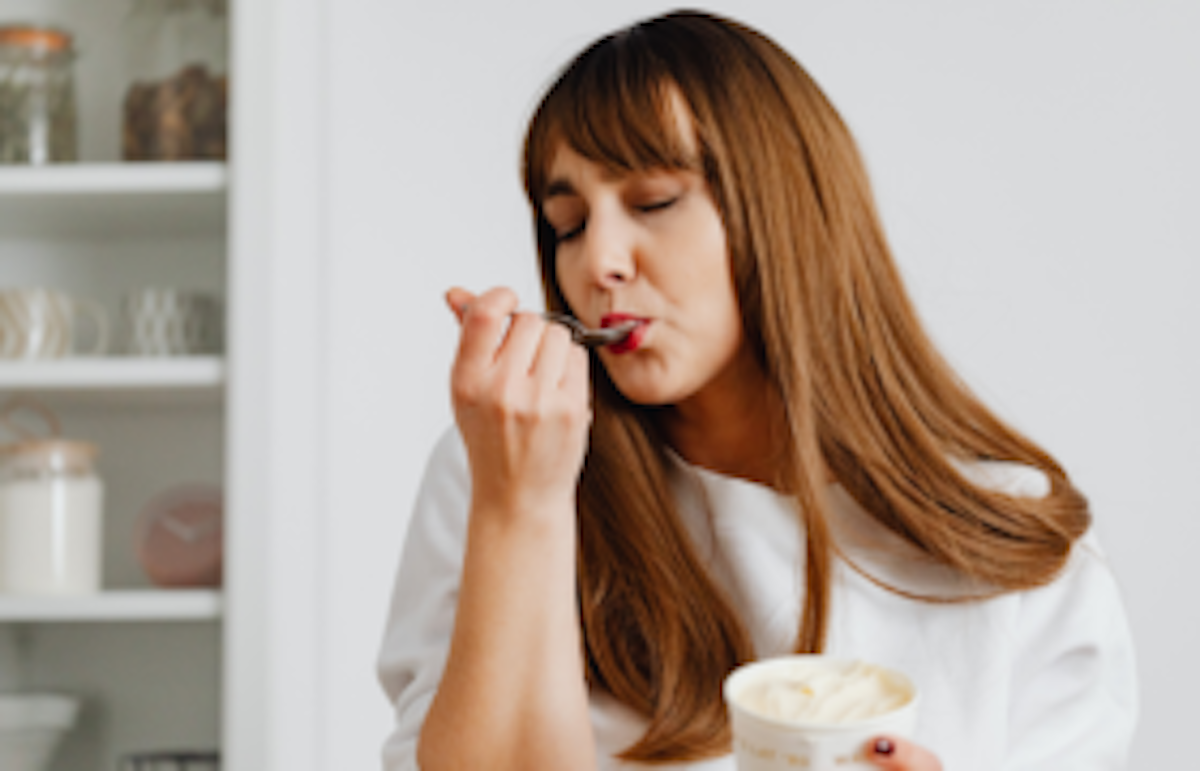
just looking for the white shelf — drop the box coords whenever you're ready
[0,163,226,194]
[0,163,227,238]
[0,357,224,391]
[0,589,223,622]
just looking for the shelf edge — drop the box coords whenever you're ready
[0,589,224,623]
[0,163,227,195]
[0,357,225,391]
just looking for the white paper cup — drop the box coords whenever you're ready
[723,656,919,771]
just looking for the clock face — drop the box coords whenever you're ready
[135,485,224,588]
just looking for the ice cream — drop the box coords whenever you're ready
[736,658,912,724]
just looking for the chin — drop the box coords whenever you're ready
[604,374,691,408]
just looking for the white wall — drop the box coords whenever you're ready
[316,2,1198,768]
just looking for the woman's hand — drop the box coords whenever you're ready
[446,286,591,521]
[866,736,943,770]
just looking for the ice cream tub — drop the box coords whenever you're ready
[723,656,919,770]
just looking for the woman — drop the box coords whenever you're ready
[378,10,1137,770]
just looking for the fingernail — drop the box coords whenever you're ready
[873,738,894,757]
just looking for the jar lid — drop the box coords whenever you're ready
[0,438,97,467]
[0,25,74,53]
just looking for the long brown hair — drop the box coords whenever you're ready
[522,10,1090,763]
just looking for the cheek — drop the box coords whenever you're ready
[678,209,733,302]
[694,290,742,357]
[688,256,743,357]
[554,255,584,310]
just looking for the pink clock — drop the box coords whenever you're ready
[135,485,224,588]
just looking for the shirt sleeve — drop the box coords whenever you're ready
[1005,530,1139,770]
[376,427,471,771]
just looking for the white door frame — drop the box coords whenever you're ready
[225,0,329,768]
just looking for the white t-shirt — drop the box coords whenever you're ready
[377,427,1138,770]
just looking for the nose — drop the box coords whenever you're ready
[577,207,637,288]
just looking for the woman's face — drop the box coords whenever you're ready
[541,141,750,407]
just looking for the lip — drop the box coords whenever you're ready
[600,313,650,354]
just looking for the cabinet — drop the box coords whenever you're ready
[0,2,228,769]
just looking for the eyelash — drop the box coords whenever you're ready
[556,225,584,243]
[553,197,680,244]
[637,197,678,213]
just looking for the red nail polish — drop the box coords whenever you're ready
[874,738,895,756]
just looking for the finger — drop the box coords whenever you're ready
[865,735,942,771]
[456,285,518,350]
[492,311,546,378]
[454,287,519,373]
[529,320,572,382]
[560,341,591,401]
[445,287,478,323]
[466,287,520,326]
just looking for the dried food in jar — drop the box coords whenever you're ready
[123,64,227,161]
[0,25,78,164]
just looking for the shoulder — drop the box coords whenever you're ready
[951,459,1122,602]
[412,425,471,511]
[424,423,469,484]
[378,425,472,757]
[949,457,1051,499]
[951,458,1117,591]
[1005,524,1139,761]
[400,425,471,558]
[383,424,472,641]
[1020,525,1127,628]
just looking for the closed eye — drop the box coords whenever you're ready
[637,197,678,213]
[551,196,680,244]
[555,221,585,243]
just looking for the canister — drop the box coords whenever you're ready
[0,438,103,594]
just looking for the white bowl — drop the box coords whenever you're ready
[0,694,80,771]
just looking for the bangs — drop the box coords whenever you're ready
[524,30,702,205]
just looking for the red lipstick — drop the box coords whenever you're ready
[600,313,648,354]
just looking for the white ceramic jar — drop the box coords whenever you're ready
[0,439,103,594]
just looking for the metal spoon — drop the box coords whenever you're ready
[542,312,638,349]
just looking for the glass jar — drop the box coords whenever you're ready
[0,439,104,594]
[122,0,228,161]
[0,25,79,164]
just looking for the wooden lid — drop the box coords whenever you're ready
[0,439,97,472]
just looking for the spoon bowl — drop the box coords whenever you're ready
[543,313,637,348]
